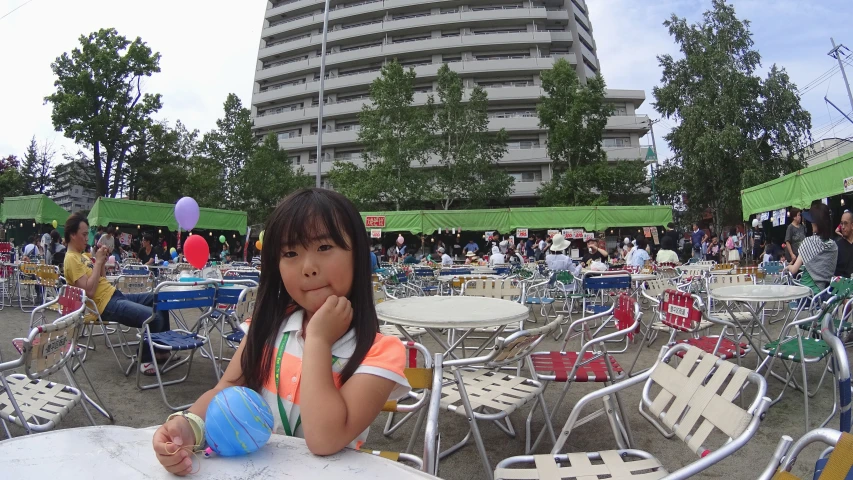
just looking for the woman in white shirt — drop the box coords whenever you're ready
[545,234,571,271]
[655,235,680,264]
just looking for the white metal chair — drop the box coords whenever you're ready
[495,343,772,480]
[0,290,107,436]
[375,285,425,341]
[439,317,562,480]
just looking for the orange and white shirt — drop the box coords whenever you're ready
[239,309,409,449]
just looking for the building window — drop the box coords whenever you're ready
[603,137,631,148]
[278,128,302,140]
[611,103,628,116]
[509,171,542,182]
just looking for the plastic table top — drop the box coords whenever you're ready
[709,284,813,303]
[376,296,528,329]
[0,425,437,479]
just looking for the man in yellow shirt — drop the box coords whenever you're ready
[64,212,171,375]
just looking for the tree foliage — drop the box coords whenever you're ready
[200,94,254,210]
[0,155,25,202]
[536,58,648,206]
[239,134,313,224]
[20,137,54,195]
[45,28,162,198]
[430,64,512,209]
[330,61,433,210]
[653,0,811,227]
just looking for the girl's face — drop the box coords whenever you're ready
[279,231,354,313]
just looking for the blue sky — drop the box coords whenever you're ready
[1,0,852,163]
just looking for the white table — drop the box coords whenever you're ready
[436,274,503,283]
[0,425,437,479]
[710,284,813,368]
[376,296,528,358]
[678,264,713,272]
[630,273,657,282]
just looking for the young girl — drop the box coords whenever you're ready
[152,189,409,475]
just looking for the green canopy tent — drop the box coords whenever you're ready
[360,206,673,234]
[88,198,248,234]
[0,195,71,240]
[742,151,853,220]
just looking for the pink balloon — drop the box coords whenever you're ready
[184,235,209,269]
[175,197,200,231]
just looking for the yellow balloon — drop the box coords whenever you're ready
[259,230,265,242]
[52,220,58,228]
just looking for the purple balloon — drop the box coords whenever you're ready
[175,197,200,231]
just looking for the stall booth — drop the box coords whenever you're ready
[741,151,853,263]
[0,194,71,248]
[88,198,248,261]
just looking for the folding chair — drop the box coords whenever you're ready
[759,429,853,480]
[460,278,527,356]
[706,273,755,321]
[526,295,641,453]
[659,289,749,362]
[0,260,15,310]
[760,295,848,433]
[0,292,111,436]
[439,317,562,480]
[376,285,425,341]
[206,280,258,374]
[496,344,772,480]
[412,267,440,295]
[581,271,632,316]
[523,277,558,324]
[361,352,444,476]
[135,280,217,411]
[16,262,41,312]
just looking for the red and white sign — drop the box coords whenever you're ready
[516,228,528,238]
[547,230,560,238]
[365,216,386,228]
[583,232,595,241]
[370,229,382,239]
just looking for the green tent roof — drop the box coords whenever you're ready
[88,198,248,234]
[0,195,71,225]
[741,151,853,220]
[361,205,673,234]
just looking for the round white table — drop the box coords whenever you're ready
[376,296,529,358]
[0,425,437,479]
[709,284,812,303]
[679,264,713,272]
[436,274,503,283]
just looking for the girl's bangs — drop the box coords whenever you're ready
[271,191,353,251]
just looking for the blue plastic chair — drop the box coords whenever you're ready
[135,280,217,411]
[581,272,632,316]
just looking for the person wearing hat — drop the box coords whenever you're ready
[438,247,453,267]
[786,202,838,293]
[546,234,571,271]
[489,245,506,266]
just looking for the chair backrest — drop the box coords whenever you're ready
[154,282,217,312]
[122,258,141,265]
[758,429,849,480]
[446,268,472,275]
[660,289,703,332]
[486,317,562,368]
[413,268,435,278]
[735,266,764,279]
[713,263,734,271]
[174,262,195,273]
[229,287,258,321]
[383,341,434,412]
[830,277,853,300]
[463,279,521,301]
[121,265,150,276]
[582,273,632,293]
[0,242,11,253]
[656,266,680,280]
[697,260,716,266]
[116,274,153,294]
[708,273,754,291]
[19,304,85,379]
[34,264,60,286]
[613,294,641,338]
[644,344,768,461]
[761,261,784,275]
[57,285,86,316]
[19,262,38,276]
[642,279,672,301]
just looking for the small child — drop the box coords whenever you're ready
[152,189,409,475]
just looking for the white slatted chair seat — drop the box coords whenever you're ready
[379,324,427,339]
[0,375,82,430]
[648,319,713,332]
[715,310,754,323]
[441,369,542,416]
[495,451,666,480]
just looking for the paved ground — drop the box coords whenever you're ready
[0,300,840,479]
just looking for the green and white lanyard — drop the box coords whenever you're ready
[273,331,337,436]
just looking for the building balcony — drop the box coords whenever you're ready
[605,114,649,132]
[255,31,556,82]
[511,180,542,197]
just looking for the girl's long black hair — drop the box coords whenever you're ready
[241,188,378,391]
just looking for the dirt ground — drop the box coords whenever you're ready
[0,299,841,479]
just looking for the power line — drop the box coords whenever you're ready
[0,0,34,21]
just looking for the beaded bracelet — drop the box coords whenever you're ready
[167,411,206,453]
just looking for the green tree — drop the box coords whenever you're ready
[20,137,54,195]
[44,28,163,198]
[653,0,811,227]
[239,134,313,224]
[330,61,433,210]
[0,155,25,202]
[200,93,254,210]
[430,64,512,209]
[536,58,648,205]
[125,120,199,203]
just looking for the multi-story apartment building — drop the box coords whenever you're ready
[51,160,97,213]
[251,0,651,203]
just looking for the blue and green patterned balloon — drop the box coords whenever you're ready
[205,386,274,456]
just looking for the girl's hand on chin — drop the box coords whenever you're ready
[307,295,353,345]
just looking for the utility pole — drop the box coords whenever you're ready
[829,38,853,114]
[315,0,332,188]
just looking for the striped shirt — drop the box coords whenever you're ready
[239,310,410,449]
[798,235,838,288]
